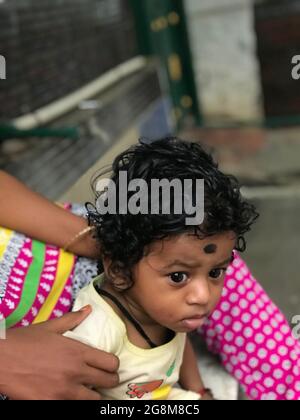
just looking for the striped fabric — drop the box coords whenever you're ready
[0,227,75,327]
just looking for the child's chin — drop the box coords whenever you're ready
[171,325,197,333]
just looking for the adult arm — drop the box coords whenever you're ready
[0,170,99,258]
[0,307,119,400]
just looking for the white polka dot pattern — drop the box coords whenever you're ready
[199,252,300,400]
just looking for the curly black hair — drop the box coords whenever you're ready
[87,137,259,289]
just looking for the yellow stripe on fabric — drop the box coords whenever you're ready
[0,228,13,259]
[33,250,75,324]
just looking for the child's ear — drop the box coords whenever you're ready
[112,279,132,292]
[110,270,132,292]
[104,260,132,291]
[102,255,110,271]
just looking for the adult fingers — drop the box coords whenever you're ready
[81,365,119,389]
[72,385,102,401]
[85,347,120,374]
[41,306,92,334]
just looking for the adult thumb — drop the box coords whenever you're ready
[42,305,92,334]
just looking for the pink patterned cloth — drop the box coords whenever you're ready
[200,252,300,400]
[2,224,299,399]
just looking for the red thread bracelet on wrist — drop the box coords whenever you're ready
[198,387,212,397]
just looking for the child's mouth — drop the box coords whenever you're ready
[181,315,208,330]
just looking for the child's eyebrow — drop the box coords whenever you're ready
[161,255,233,270]
[215,256,234,267]
[161,260,200,270]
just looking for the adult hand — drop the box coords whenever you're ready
[0,306,119,400]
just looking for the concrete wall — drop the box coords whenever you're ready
[255,0,300,118]
[184,0,263,123]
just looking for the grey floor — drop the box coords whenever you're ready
[243,189,300,324]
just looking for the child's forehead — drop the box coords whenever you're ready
[148,231,236,258]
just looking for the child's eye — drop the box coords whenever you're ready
[209,268,226,279]
[168,272,188,284]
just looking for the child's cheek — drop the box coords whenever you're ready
[210,283,225,312]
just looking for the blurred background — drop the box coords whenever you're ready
[0,0,300,323]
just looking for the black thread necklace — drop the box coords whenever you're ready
[94,284,158,349]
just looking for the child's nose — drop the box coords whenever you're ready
[186,278,211,307]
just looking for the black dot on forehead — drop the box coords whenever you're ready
[203,244,217,254]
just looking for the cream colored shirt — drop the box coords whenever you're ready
[65,275,199,400]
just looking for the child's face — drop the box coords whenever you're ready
[127,231,236,333]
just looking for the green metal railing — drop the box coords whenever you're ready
[130,0,201,130]
[0,124,79,141]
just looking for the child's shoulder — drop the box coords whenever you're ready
[68,277,126,354]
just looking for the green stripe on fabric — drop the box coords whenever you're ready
[6,240,46,328]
